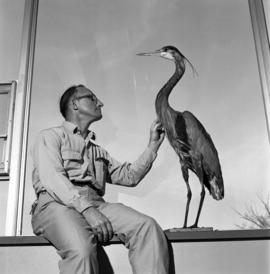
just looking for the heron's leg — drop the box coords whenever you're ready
[181,165,191,228]
[190,167,205,228]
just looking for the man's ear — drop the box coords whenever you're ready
[72,100,78,110]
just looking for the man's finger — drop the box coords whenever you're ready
[100,224,109,242]
[105,221,114,240]
[97,232,103,242]
[92,227,100,241]
[95,226,104,242]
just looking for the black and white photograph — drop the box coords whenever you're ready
[0,0,269,273]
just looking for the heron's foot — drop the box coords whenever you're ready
[166,226,214,232]
[181,223,198,229]
[184,226,214,231]
[178,225,197,230]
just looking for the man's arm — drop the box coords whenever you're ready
[106,119,165,186]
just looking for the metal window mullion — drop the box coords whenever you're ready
[17,0,39,235]
[4,81,17,176]
[5,0,39,236]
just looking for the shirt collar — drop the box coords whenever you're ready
[62,121,96,141]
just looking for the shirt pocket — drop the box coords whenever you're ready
[62,150,83,173]
[95,157,109,183]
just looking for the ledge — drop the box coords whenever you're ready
[0,229,269,247]
[165,228,270,242]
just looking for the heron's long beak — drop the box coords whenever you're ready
[136,49,162,57]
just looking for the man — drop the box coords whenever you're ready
[31,84,169,274]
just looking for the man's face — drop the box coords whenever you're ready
[72,86,104,122]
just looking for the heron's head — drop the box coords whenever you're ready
[137,45,181,61]
[137,45,198,76]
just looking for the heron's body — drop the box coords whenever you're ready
[138,46,224,228]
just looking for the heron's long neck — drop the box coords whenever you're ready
[155,59,185,118]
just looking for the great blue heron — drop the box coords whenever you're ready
[137,46,224,228]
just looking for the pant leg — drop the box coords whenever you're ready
[98,202,169,274]
[31,192,99,274]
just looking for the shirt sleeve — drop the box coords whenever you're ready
[104,146,158,187]
[32,129,94,213]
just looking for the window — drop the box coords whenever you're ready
[0,81,16,179]
[22,0,270,235]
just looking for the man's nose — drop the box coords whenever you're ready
[97,99,104,107]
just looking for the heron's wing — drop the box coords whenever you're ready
[182,111,224,197]
[166,112,192,161]
[167,111,191,152]
[182,111,219,163]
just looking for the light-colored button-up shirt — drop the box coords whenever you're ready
[32,121,157,213]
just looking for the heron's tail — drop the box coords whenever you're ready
[209,176,224,200]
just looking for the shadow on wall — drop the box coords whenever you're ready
[168,241,176,274]
[98,245,114,274]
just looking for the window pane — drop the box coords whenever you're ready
[0,84,13,176]
[0,139,6,169]
[0,89,11,135]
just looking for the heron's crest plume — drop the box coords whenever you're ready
[163,46,198,77]
[184,57,198,77]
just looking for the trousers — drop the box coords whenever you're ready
[31,192,169,274]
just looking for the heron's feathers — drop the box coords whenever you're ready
[209,176,224,200]
[145,44,224,226]
[166,110,224,198]
[176,139,191,150]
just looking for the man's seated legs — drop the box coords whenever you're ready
[31,192,99,274]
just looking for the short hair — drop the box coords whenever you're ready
[59,84,85,118]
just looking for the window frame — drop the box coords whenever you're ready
[0,81,17,180]
[4,0,269,236]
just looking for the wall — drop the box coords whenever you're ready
[0,241,269,274]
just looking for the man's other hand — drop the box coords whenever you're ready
[82,207,113,242]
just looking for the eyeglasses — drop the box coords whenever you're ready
[73,94,98,104]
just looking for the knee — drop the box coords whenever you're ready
[68,237,97,261]
[139,215,161,234]
[75,244,96,260]
[132,215,167,248]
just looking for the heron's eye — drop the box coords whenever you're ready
[160,52,174,60]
